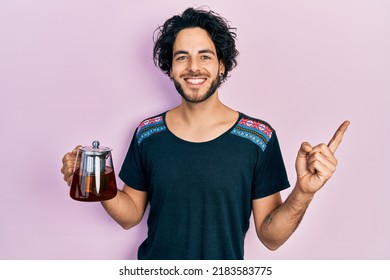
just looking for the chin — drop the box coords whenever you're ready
[174,78,220,104]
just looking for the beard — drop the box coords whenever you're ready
[172,72,221,104]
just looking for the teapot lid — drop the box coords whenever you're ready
[81,141,112,156]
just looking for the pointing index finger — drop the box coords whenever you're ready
[328,121,350,153]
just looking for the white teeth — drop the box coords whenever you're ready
[185,78,205,85]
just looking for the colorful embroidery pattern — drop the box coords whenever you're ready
[231,117,273,151]
[136,116,166,144]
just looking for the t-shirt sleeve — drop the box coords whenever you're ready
[119,130,148,192]
[251,131,290,199]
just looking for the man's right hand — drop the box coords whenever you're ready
[61,145,82,186]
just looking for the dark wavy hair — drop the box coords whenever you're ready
[153,7,239,83]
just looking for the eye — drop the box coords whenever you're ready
[201,55,211,60]
[176,56,187,61]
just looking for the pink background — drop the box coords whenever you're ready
[1,0,389,260]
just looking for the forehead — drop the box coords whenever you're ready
[173,27,216,52]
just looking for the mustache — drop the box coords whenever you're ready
[180,71,211,78]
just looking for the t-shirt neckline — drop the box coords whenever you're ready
[162,111,242,145]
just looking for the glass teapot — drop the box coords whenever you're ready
[70,141,117,202]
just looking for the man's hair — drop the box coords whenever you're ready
[153,7,239,83]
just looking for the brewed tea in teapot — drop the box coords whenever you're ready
[70,141,117,202]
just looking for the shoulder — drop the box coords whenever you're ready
[236,113,275,137]
[135,112,167,144]
[231,113,275,151]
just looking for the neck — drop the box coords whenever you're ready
[166,91,239,142]
[176,91,230,126]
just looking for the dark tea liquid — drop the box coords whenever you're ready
[70,167,117,202]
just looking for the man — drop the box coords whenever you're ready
[61,7,349,260]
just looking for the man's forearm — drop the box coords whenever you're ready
[258,183,314,250]
[101,190,142,230]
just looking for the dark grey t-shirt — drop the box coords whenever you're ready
[119,112,290,260]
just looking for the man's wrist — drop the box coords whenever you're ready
[291,182,315,204]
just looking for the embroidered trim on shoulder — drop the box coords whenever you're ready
[136,115,166,144]
[230,117,273,151]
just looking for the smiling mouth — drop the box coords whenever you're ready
[184,77,207,86]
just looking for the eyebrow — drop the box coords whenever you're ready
[173,49,216,57]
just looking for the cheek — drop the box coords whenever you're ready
[170,63,184,75]
[169,68,178,78]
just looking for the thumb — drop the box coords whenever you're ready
[71,145,82,155]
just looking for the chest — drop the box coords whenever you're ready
[141,137,258,201]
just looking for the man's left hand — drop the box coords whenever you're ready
[295,121,350,194]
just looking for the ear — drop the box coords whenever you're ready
[219,60,225,75]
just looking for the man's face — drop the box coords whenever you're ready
[170,27,225,103]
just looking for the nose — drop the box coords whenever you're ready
[187,57,201,73]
